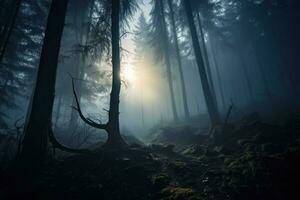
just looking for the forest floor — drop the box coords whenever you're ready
[1,112,300,200]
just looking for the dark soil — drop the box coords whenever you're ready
[1,114,300,200]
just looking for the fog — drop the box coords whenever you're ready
[1,1,300,199]
[1,0,300,145]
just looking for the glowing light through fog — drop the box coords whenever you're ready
[121,65,137,86]
[120,59,161,106]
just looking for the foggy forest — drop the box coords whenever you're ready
[0,0,300,199]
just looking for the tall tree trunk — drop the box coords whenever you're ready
[183,0,220,125]
[69,0,92,129]
[77,0,95,94]
[20,0,69,163]
[0,0,21,63]
[194,96,201,115]
[68,0,126,147]
[167,0,190,119]
[252,41,272,101]
[237,50,256,105]
[209,37,226,110]
[270,20,296,98]
[139,76,145,126]
[106,0,126,146]
[159,0,179,122]
[196,13,218,107]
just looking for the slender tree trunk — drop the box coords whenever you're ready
[237,50,256,105]
[66,0,126,147]
[209,37,226,110]
[194,96,201,115]
[270,20,296,98]
[106,0,126,146]
[196,13,218,107]
[20,0,69,163]
[183,0,220,126]
[159,0,179,122]
[77,0,95,89]
[69,0,92,129]
[139,77,145,126]
[0,0,21,63]
[167,0,190,119]
[252,40,272,100]
[76,0,95,101]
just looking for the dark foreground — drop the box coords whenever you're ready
[1,114,300,200]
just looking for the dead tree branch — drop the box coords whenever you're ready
[71,76,107,130]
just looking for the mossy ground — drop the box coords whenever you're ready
[1,115,300,200]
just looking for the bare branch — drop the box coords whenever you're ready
[121,79,129,88]
[120,47,138,56]
[71,76,107,130]
[103,108,109,113]
[120,31,132,39]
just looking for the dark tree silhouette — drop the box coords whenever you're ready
[167,0,190,120]
[20,0,69,163]
[71,0,139,147]
[196,13,218,109]
[183,0,221,126]
[150,0,179,121]
[68,0,94,129]
[106,0,127,146]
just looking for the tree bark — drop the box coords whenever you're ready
[183,0,220,126]
[20,0,69,163]
[167,0,190,119]
[69,0,127,148]
[159,0,179,122]
[196,13,218,108]
[106,0,127,147]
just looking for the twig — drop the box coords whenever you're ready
[120,31,132,39]
[224,103,234,127]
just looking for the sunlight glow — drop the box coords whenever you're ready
[119,54,163,108]
[121,65,136,85]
